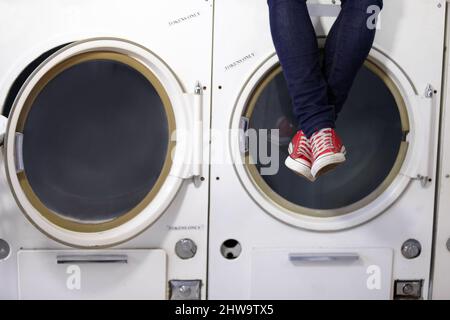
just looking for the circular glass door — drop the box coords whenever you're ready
[242,59,409,218]
[4,40,181,244]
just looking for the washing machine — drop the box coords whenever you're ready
[0,0,212,299]
[209,0,445,299]
[431,3,450,300]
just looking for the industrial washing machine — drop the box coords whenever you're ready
[209,0,445,299]
[0,0,213,299]
[431,2,450,300]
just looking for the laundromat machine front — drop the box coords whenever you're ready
[0,0,212,300]
[208,0,446,300]
[1,0,450,301]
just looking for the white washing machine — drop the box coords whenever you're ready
[0,0,212,299]
[432,3,450,300]
[209,0,445,299]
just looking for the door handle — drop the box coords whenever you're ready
[56,254,128,264]
[192,82,203,179]
[289,252,360,263]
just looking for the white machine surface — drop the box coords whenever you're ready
[209,0,445,299]
[0,0,212,299]
[432,3,450,300]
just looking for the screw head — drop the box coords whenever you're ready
[179,285,192,297]
[401,239,422,259]
[402,283,414,295]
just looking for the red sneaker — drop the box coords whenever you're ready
[285,130,315,182]
[310,128,346,177]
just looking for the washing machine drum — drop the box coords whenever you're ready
[23,57,169,219]
[2,40,180,246]
[244,60,409,216]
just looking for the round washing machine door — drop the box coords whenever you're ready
[231,51,432,231]
[1,38,193,247]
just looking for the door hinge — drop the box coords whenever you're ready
[411,174,432,187]
[424,83,434,98]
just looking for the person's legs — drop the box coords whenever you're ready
[323,0,383,117]
[267,0,335,138]
[268,0,383,179]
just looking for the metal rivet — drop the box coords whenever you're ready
[179,285,192,298]
[402,283,414,295]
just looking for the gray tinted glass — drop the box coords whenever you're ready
[250,65,404,210]
[22,59,169,222]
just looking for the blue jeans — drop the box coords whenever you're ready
[267,0,383,138]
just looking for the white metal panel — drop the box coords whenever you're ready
[431,2,450,300]
[18,249,167,299]
[251,248,393,300]
[3,39,189,247]
[0,0,212,299]
[228,52,433,231]
[209,0,445,299]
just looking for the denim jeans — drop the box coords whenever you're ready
[267,0,383,138]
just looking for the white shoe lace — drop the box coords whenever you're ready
[311,129,334,156]
[297,135,312,159]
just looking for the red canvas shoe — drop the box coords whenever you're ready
[310,128,346,177]
[285,130,315,182]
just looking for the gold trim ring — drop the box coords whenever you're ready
[15,51,176,233]
[243,59,410,218]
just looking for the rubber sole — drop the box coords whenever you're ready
[285,156,315,182]
[311,147,346,178]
